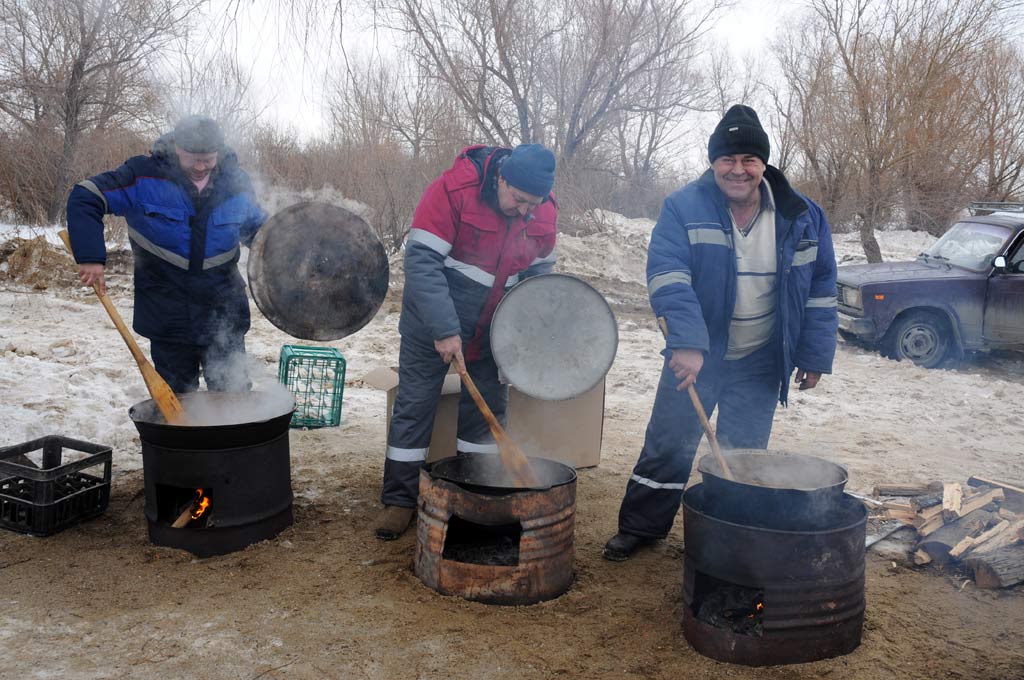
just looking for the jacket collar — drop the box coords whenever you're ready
[697,165,808,222]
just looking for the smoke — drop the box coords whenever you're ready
[133,384,295,428]
[247,177,372,224]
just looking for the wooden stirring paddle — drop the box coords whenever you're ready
[58,229,187,425]
[686,384,734,481]
[452,354,542,488]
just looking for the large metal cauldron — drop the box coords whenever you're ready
[415,453,576,605]
[130,391,295,557]
[682,484,866,666]
[698,450,848,531]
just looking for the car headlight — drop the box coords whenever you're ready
[845,287,862,308]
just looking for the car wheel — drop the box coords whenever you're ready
[882,311,952,369]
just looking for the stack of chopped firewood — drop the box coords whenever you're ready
[864,476,1024,589]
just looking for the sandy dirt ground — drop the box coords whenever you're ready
[2,226,1024,679]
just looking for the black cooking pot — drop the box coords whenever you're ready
[428,453,576,495]
[697,450,848,531]
[129,391,295,449]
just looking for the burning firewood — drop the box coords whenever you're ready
[171,488,211,529]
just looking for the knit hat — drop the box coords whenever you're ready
[500,143,556,197]
[173,115,224,154]
[707,105,770,164]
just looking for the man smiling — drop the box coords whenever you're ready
[603,105,839,561]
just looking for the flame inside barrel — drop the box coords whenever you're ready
[191,488,211,520]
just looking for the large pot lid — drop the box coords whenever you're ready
[490,273,618,401]
[247,202,389,340]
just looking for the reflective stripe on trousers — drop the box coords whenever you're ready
[380,332,508,507]
[616,342,781,538]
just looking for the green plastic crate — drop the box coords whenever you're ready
[277,345,346,428]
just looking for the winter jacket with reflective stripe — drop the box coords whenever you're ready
[65,136,266,345]
[399,145,558,361]
[646,166,837,404]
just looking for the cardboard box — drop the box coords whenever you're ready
[363,366,604,468]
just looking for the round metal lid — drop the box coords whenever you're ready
[247,202,389,340]
[490,273,618,400]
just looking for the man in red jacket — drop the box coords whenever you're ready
[375,143,558,539]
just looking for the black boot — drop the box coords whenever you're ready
[602,531,652,561]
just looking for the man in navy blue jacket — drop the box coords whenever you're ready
[65,116,267,393]
[603,105,838,561]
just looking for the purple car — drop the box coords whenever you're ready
[836,206,1024,368]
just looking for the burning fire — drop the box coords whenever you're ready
[190,488,211,520]
[747,601,765,619]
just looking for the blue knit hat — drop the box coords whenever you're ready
[500,143,556,197]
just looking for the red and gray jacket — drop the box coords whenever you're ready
[398,145,558,361]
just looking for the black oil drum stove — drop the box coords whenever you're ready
[130,392,294,558]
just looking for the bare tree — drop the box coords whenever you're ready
[779,0,1010,262]
[0,0,203,222]
[158,29,268,138]
[373,0,721,165]
[973,39,1024,201]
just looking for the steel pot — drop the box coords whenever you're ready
[697,450,848,530]
[428,452,576,495]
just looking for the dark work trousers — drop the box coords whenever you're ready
[617,341,781,538]
[381,332,507,508]
[150,334,251,394]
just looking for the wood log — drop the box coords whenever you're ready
[916,512,947,536]
[873,482,943,497]
[942,483,964,515]
[970,519,1024,556]
[965,543,1024,589]
[970,476,1024,512]
[917,509,996,563]
[910,492,943,512]
[954,488,1004,518]
[171,505,194,529]
[948,534,978,559]
[885,507,918,523]
[967,476,1024,496]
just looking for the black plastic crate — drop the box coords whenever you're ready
[0,436,112,537]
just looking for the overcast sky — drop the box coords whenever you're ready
[214,0,786,141]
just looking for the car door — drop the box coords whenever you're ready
[983,233,1024,346]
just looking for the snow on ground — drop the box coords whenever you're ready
[2,214,1022,495]
[833,228,938,264]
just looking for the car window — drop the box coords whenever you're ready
[924,221,1012,271]
[1009,237,1024,273]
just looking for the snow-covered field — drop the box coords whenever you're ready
[2,213,1022,491]
[3,212,1024,680]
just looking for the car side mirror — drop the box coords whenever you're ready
[993,255,1007,270]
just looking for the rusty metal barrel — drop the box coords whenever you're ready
[414,454,576,605]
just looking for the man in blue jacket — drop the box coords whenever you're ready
[603,105,838,560]
[66,116,267,393]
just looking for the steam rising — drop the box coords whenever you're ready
[132,384,295,427]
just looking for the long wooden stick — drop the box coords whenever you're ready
[453,356,542,488]
[686,384,734,481]
[58,229,187,424]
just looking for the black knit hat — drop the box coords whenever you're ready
[173,115,224,154]
[707,105,770,164]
